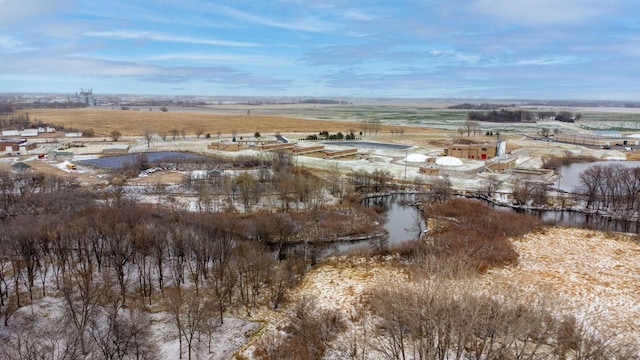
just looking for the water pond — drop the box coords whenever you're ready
[507,207,640,234]
[316,193,638,258]
[322,193,426,255]
[555,160,640,192]
[79,151,204,169]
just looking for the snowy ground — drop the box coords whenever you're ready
[0,292,259,360]
[150,312,259,360]
[482,228,640,344]
[244,227,640,358]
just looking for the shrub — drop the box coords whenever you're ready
[421,198,542,270]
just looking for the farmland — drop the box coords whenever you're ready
[20,107,434,137]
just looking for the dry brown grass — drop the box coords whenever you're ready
[480,227,640,343]
[20,108,433,137]
[625,151,640,160]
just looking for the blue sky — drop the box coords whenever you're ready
[1,0,639,100]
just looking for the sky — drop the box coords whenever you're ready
[1,0,639,100]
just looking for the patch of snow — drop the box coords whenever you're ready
[54,160,90,173]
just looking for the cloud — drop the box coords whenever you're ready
[0,0,75,25]
[116,62,293,89]
[85,30,260,47]
[0,46,292,90]
[146,52,285,66]
[0,53,158,76]
[141,75,193,84]
[300,42,397,66]
[513,56,586,67]
[203,72,291,89]
[0,35,34,52]
[207,4,337,33]
[469,0,617,25]
[1,0,638,99]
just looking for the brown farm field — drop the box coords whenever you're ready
[20,108,432,137]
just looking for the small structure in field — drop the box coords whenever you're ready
[1,130,20,136]
[12,162,31,172]
[435,156,464,167]
[20,129,39,137]
[260,143,296,151]
[485,157,517,173]
[323,148,357,158]
[48,151,74,160]
[290,145,325,154]
[103,144,131,154]
[405,153,428,162]
[419,166,439,175]
[65,132,84,138]
[208,142,244,151]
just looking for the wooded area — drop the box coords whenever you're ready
[467,109,581,123]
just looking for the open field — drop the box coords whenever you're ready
[20,108,435,137]
[482,228,640,343]
[19,103,640,143]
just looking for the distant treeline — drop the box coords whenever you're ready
[0,113,34,130]
[12,101,86,110]
[0,112,61,131]
[467,109,581,123]
[299,99,350,104]
[452,100,640,108]
[448,103,516,110]
[119,100,207,107]
[526,100,640,108]
[0,102,13,113]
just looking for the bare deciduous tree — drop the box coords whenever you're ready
[195,128,204,140]
[169,129,180,141]
[142,129,154,148]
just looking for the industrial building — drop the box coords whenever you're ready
[445,143,497,160]
[0,138,37,153]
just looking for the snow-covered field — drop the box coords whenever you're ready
[483,228,640,344]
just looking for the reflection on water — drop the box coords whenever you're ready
[274,193,428,259]
[320,193,427,256]
[538,209,639,233]
[555,160,640,192]
[308,192,639,259]
[494,205,640,234]
[363,193,426,245]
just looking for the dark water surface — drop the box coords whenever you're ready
[79,151,204,168]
